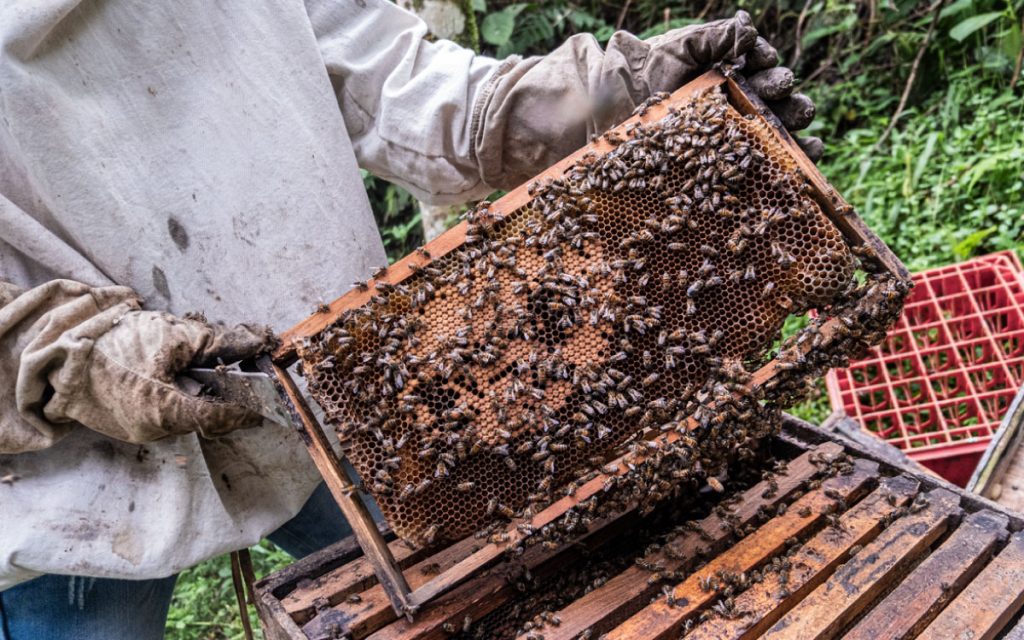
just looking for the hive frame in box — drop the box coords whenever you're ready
[266,69,910,618]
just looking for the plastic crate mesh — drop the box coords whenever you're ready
[828,251,1024,483]
[299,85,867,545]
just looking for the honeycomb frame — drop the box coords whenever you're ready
[274,71,910,553]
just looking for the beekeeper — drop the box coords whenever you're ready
[0,1,817,637]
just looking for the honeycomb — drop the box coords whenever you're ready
[299,84,861,546]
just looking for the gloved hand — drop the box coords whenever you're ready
[58,310,273,444]
[611,11,820,160]
[737,33,823,161]
[1,280,272,452]
[476,11,822,191]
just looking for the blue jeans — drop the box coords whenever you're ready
[0,483,352,640]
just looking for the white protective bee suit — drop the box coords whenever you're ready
[0,0,809,590]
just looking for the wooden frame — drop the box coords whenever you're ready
[266,70,913,618]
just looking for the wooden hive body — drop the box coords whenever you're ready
[253,415,1024,640]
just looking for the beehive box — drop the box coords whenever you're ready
[253,415,1024,640]
[275,70,909,552]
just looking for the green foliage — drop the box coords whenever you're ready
[170,0,1023,635]
[362,170,424,262]
[812,71,1024,273]
[166,542,291,640]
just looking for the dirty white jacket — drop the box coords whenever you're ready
[0,0,755,589]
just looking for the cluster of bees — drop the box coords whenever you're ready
[299,84,908,552]
[447,446,854,639]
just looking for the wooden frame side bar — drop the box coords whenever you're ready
[264,359,416,618]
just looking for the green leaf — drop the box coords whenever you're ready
[939,0,974,19]
[1002,19,1022,58]
[481,4,526,46]
[949,12,1003,41]
[472,0,486,12]
[801,14,855,49]
[912,131,939,187]
[954,226,997,259]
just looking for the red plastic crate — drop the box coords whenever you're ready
[827,251,1024,486]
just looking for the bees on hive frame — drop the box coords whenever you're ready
[295,84,906,550]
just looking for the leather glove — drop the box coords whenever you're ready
[1,280,272,452]
[59,310,273,444]
[475,11,820,191]
[739,35,823,161]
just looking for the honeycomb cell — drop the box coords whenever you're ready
[297,86,864,546]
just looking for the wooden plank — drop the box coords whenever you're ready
[321,440,838,639]
[522,443,844,640]
[283,538,427,623]
[1000,615,1024,640]
[270,362,415,619]
[304,528,491,638]
[272,71,729,364]
[779,414,1024,532]
[684,474,920,640]
[762,487,961,640]
[306,506,638,639]
[843,509,1008,640]
[256,518,393,599]
[366,511,635,640]
[601,458,879,640]
[917,531,1024,640]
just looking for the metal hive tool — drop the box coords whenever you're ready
[270,70,910,616]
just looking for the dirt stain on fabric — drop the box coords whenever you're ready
[167,216,190,252]
[152,266,171,300]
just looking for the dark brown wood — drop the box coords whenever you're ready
[252,420,1024,640]
[601,459,879,640]
[283,537,425,624]
[525,443,844,640]
[780,415,1024,531]
[256,588,307,640]
[843,509,1009,640]
[270,362,415,618]
[1002,615,1024,640]
[684,475,920,640]
[917,531,1024,640]
[761,488,962,640]
[366,510,637,640]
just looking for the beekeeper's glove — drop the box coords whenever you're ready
[1,279,269,453]
[476,11,821,191]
